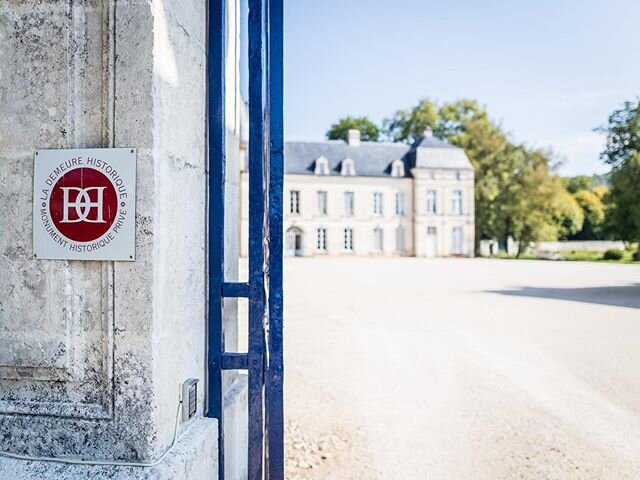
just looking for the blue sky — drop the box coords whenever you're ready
[280,0,639,176]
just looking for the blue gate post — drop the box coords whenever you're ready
[206,2,227,480]
[207,0,284,478]
[247,0,267,478]
[266,0,285,477]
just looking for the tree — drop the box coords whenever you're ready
[499,149,578,255]
[335,98,588,255]
[571,190,605,240]
[554,187,585,239]
[562,176,607,240]
[326,116,380,142]
[605,153,640,253]
[599,100,640,168]
[383,98,439,143]
[565,175,593,194]
[442,109,513,252]
[382,98,577,254]
[437,99,489,139]
[592,185,608,200]
[600,99,640,258]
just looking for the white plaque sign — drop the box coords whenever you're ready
[33,148,137,261]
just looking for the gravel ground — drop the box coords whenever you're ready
[283,258,640,479]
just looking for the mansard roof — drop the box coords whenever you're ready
[285,135,473,177]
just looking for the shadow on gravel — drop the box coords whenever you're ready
[490,284,640,309]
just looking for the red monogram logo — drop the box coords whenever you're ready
[50,168,118,242]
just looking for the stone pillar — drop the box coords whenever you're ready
[0,1,240,478]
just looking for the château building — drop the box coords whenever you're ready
[241,129,475,257]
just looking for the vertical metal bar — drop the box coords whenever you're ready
[266,0,284,477]
[248,0,267,478]
[206,1,226,480]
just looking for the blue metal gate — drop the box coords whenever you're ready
[206,1,284,479]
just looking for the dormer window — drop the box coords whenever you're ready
[340,158,356,176]
[314,156,330,175]
[391,159,405,177]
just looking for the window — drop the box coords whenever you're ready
[314,156,330,175]
[373,227,384,252]
[395,192,405,216]
[391,159,405,177]
[317,191,327,215]
[340,158,356,176]
[455,171,461,180]
[344,191,354,216]
[426,226,437,257]
[426,190,437,215]
[396,226,405,252]
[373,192,383,216]
[289,190,300,214]
[344,228,353,251]
[452,227,463,254]
[316,228,327,251]
[452,190,463,215]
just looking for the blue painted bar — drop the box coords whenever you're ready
[247,0,267,478]
[208,0,282,477]
[206,1,226,479]
[221,282,250,298]
[221,353,249,371]
[266,0,285,477]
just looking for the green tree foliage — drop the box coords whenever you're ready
[605,153,640,247]
[438,99,489,139]
[562,175,607,240]
[571,190,605,240]
[554,185,585,239]
[330,98,604,255]
[592,185,608,200]
[600,99,640,256]
[383,98,576,254]
[500,149,583,255]
[326,116,380,142]
[600,100,640,168]
[565,175,593,194]
[383,98,439,143]
[441,108,512,250]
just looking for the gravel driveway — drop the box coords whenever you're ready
[283,258,640,480]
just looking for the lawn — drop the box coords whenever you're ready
[491,245,638,264]
[562,249,636,263]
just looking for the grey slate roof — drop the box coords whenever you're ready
[285,135,473,177]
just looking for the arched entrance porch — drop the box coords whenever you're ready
[285,227,304,257]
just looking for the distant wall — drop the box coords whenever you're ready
[479,237,518,257]
[536,241,626,252]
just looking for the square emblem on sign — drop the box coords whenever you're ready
[33,148,137,261]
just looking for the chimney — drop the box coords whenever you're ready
[423,128,433,137]
[347,129,361,147]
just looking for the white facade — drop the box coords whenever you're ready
[412,167,475,257]
[280,174,414,257]
[240,130,475,258]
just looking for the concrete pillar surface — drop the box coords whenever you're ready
[0,1,236,477]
